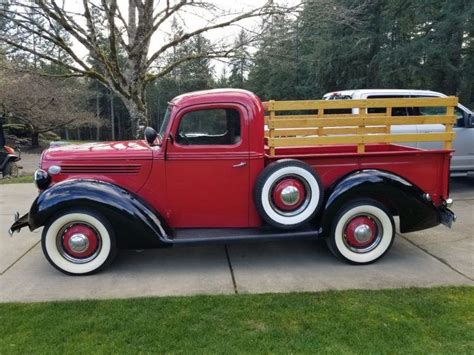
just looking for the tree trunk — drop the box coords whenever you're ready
[117,112,121,140]
[31,130,39,147]
[129,108,148,139]
[96,90,100,141]
[110,91,115,141]
[120,95,148,139]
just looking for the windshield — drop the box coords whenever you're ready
[158,106,172,139]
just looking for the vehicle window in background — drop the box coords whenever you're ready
[366,95,409,116]
[176,108,241,145]
[414,96,463,127]
[418,106,447,115]
[323,94,353,115]
[455,107,465,127]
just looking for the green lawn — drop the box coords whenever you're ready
[0,175,33,184]
[1,287,472,354]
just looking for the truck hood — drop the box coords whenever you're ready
[41,140,153,193]
[43,140,152,161]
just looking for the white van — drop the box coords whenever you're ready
[323,89,474,176]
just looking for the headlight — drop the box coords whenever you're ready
[34,169,51,190]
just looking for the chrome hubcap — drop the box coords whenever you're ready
[280,185,300,206]
[57,222,102,264]
[354,224,372,243]
[68,233,90,253]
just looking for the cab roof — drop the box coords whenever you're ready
[170,88,262,108]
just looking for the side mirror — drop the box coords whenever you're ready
[144,127,158,146]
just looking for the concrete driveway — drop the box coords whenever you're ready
[1,178,472,303]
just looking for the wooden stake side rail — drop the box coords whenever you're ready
[263,97,458,155]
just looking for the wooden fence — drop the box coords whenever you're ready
[263,97,458,156]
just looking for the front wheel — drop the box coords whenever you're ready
[327,199,395,264]
[41,209,117,275]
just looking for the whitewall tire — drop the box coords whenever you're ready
[41,209,116,275]
[327,200,395,264]
[254,159,323,229]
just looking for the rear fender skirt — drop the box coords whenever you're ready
[320,169,441,234]
[29,179,172,248]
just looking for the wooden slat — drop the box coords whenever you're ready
[268,132,455,147]
[269,115,456,129]
[264,97,458,111]
[385,107,392,135]
[267,112,454,120]
[265,126,388,137]
[268,100,276,156]
[357,105,365,153]
[445,106,455,150]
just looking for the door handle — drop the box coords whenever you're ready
[233,162,247,168]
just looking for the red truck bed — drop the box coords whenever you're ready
[266,143,451,206]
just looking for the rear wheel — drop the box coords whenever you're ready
[41,209,116,275]
[327,199,395,264]
[254,159,323,229]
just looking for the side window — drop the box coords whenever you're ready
[176,108,241,145]
[418,106,447,115]
[366,95,409,116]
[455,107,465,127]
[323,94,353,115]
[413,96,462,127]
[412,96,446,117]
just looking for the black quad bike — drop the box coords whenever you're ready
[0,123,21,178]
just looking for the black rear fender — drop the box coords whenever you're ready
[320,170,441,234]
[29,179,171,248]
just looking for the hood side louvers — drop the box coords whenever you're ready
[60,165,141,174]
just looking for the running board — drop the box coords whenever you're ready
[170,226,321,245]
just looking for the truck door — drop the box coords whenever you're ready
[165,104,250,228]
[451,108,474,171]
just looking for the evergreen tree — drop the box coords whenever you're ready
[228,30,251,88]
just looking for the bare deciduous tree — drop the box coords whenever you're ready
[0,0,296,137]
[0,69,98,146]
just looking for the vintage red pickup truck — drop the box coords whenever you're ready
[9,89,457,275]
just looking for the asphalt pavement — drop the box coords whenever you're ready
[0,178,472,303]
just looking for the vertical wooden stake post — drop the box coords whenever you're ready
[269,100,276,156]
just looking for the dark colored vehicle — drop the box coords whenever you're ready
[0,123,21,177]
[9,89,456,275]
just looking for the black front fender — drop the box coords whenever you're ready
[321,170,442,234]
[27,179,171,248]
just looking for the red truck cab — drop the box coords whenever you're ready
[10,89,456,275]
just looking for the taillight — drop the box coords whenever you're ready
[4,146,14,154]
